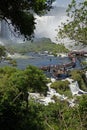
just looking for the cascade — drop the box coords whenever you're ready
[28,82,67,106]
[35,7,68,42]
[69,80,87,95]
[0,20,23,43]
[0,6,70,44]
[69,81,80,95]
[1,20,12,40]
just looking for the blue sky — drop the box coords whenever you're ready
[53,0,84,7]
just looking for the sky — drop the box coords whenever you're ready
[53,0,83,7]
[52,0,71,7]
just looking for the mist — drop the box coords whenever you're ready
[34,6,68,42]
[0,0,83,44]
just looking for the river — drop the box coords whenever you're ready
[0,52,84,70]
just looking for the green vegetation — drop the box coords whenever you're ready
[0,0,87,129]
[81,61,87,66]
[0,66,87,130]
[24,65,48,94]
[70,70,87,91]
[0,45,6,60]
[5,38,69,54]
[58,0,87,44]
[50,80,71,98]
[8,59,17,67]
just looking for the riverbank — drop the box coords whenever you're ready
[6,51,69,60]
[7,53,35,59]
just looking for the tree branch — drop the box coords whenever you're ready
[13,91,22,103]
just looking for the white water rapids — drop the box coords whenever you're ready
[66,78,87,96]
[28,78,87,107]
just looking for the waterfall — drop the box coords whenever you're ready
[0,6,70,44]
[69,81,80,95]
[1,20,12,39]
[0,20,23,43]
[34,6,68,42]
[28,82,68,106]
[28,77,87,106]
[69,80,87,95]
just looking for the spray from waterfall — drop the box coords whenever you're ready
[34,6,68,43]
[0,6,69,44]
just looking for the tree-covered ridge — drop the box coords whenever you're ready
[58,0,87,45]
[0,0,55,39]
[5,38,69,54]
[0,66,87,130]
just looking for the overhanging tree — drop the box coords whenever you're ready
[0,66,48,130]
[58,0,87,45]
[0,0,55,39]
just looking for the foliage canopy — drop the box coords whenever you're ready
[0,66,87,129]
[58,0,87,44]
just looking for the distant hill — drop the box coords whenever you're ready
[33,37,52,43]
[5,37,69,54]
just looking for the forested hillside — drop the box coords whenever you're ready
[5,38,69,54]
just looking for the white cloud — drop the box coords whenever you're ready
[53,0,83,7]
